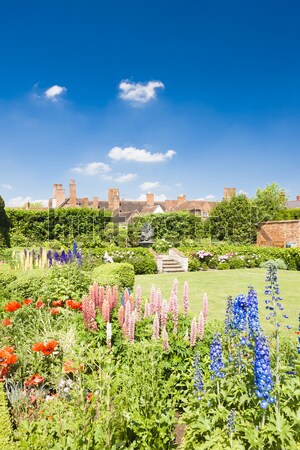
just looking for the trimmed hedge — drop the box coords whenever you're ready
[6,269,49,302]
[92,263,135,291]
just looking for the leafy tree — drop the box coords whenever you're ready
[0,196,10,248]
[208,194,257,244]
[253,182,287,222]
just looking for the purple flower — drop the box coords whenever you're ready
[254,334,274,408]
[210,334,225,380]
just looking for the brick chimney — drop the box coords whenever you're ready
[223,187,236,200]
[53,183,65,207]
[92,196,98,209]
[297,195,300,201]
[108,188,120,210]
[69,180,76,207]
[146,193,155,207]
[177,194,186,204]
[83,197,89,207]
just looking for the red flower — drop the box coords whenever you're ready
[41,340,58,356]
[2,318,12,327]
[2,346,15,354]
[23,299,33,305]
[36,300,45,309]
[50,308,60,315]
[4,301,22,312]
[25,373,44,387]
[52,300,63,307]
[63,360,77,373]
[32,342,45,352]
[86,392,93,402]
[0,348,18,366]
[296,331,300,335]
[66,300,82,310]
[0,366,10,381]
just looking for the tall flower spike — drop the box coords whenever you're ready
[162,327,170,351]
[124,300,131,328]
[112,286,119,309]
[161,300,169,329]
[233,294,248,332]
[202,293,208,323]
[150,284,156,314]
[106,322,112,349]
[193,351,204,400]
[190,317,197,347]
[135,285,142,320]
[155,289,162,314]
[210,334,225,380]
[99,286,105,308]
[106,286,113,311]
[247,287,261,338]
[198,311,205,340]
[118,305,125,327]
[89,282,100,308]
[254,333,274,408]
[171,291,178,335]
[102,299,110,323]
[82,295,97,330]
[144,300,149,318]
[128,312,135,343]
[152,312,160,340]
[183,281,189,316]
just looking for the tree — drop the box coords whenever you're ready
[0,196,10,248]
[252,183,287,223]
[208,194,257,244]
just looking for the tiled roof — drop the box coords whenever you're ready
[286,200,300,209]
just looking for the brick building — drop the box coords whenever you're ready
[257,220,300,248]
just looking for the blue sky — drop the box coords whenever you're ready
[0,0,300,206]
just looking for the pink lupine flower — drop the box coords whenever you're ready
[124,300,131,328]
[171,292,178,335]
[202,293,208,323]
[106,322,112,349]
[150,284,156,314]
[128,295,134,312]
[82,295,97,331]
[89,282,100,308]
[122,322,128,338]
[99,286,105,308]
[135,285,142,320]
[118,305,125,326]
[155,289,162,314]
[102,299,110,323]
[198,311,205,340]
[144,300,150,318]
[183,281,189,316]
[190,317,197,347]
[124,288,130,305]
[112,286,119,309]
[162,327,170,351]
[106,286,113,311]
[160,300,169,329]
[128,312,136,343]
[152,312,160,340]
[184,328,189,342]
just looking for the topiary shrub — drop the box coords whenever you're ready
[0,384,13,449]
[7,269,49,301]
[92,263,135,291]
[42,263,91,301]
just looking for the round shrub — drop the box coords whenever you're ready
[92,262,135,291]
[208,257,218,269]
[42,263,91,301]
[188,258,200,272]
[229,257,246,269]
[7,269,49,301]
[217,262,230,270]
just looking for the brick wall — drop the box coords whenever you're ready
[257,220,300,247]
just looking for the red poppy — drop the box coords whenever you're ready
[36,300,45,309]
[52,300,63,307]
[296,331,300,335]
[25,373,44,387]
[2,318,12,327]
[50,308,60,315]
[66,300,82,310]
[23,299,33,305]
[32,342,45,352]
[0,366,10,381]
[0,349,18,366]
[41,340,58,356]
[86,392,93,402]
[2,346,15,354]
[4,301,22,312]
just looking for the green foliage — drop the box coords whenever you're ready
[274,208,300,220]
[42,263,91,301]
[217,262,231,270]
[228,256,246,269]
[259,259,288,270]
[253,182,287,222]
[0,198,10,248]
[0,263,18,301]
[0,383,13,450]
[188,257,201,272]
[92,263,135,290]
[7,269,49,301]
[7,208,112,247]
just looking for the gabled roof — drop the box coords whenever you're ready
[171,200,215,212]
[141,205,164,214]
[286,200,300,209]
[58,197,84,208]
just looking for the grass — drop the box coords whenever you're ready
[135,268,300,334]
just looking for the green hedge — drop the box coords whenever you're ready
[92,263,135,291]
[180,243,300,271]
[274,208,300,220]
[6,269,49,301]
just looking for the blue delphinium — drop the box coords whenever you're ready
[193,351,205,400]
[224,296,235,337]
[233,294,248,332]
[247,287,261,338]
[265,263,290,329]
[254,333,274,408]
[210,334,225,380]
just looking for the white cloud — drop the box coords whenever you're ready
[108,146,176,163]
[0,184,13,190]
[238,189,248,196]
[7,197,48,207]
[119,80,164,104]
[175,183,182,187]
[44,85,67,100]
[205,194,216,200]
[139,181,160,191]
[71,162,111,176]
[115,173,137,183]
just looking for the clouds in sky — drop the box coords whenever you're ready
[108,146,175,163]
[44,85,67,100]
[71,162,111,176]
[114,173,137,183]
[0,184,13,190]
[119,80,164,104]
[7,196,48,207]
[139,181,160,190]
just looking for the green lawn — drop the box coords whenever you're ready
[135,269,300,333]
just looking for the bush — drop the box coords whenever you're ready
[7,269,49,301]
[188,258,200,272]
[0,263,18,301]
[92,263,135,291]
[228,256,246,269]
[217,262,231,270]
[42,263,91,301]
[0,384,13,449]
[259,259,288,270]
